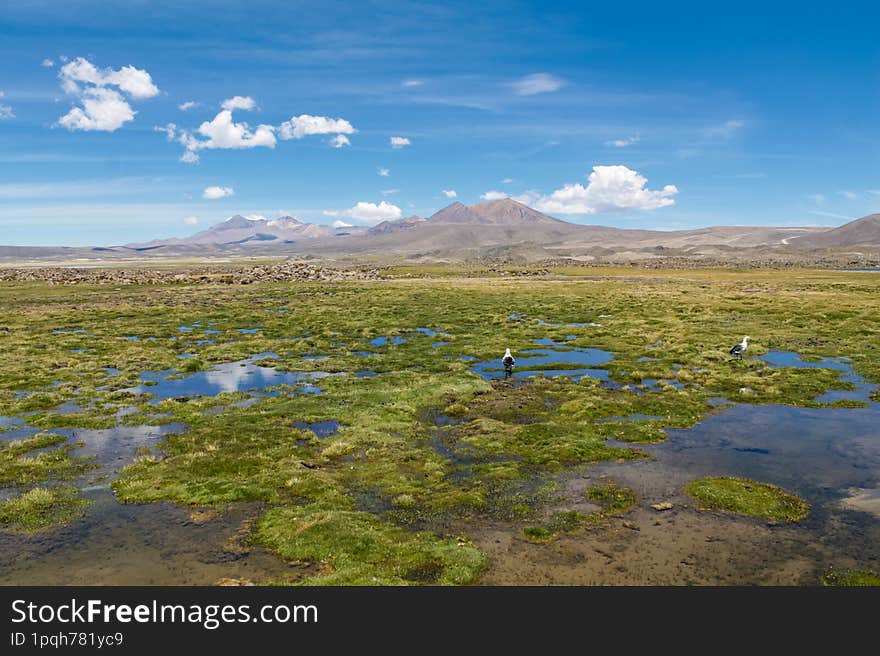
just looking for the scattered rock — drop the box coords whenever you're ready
[0,260,381,286]
[214,578,254,586]
[650,502,674,511]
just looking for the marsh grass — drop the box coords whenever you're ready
[0,486,90,532]
[685,476,809,522]
[0,433,96,486]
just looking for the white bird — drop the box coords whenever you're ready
[502,347,515,377]
[729,335,750,360]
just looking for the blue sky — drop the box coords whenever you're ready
[0,0,877,246]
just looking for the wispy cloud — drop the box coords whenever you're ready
[808,210,853,220]
[605,135,640,148]
[702,119,746,140]
[511,73,565,96]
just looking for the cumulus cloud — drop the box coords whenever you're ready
[390,136,410,148]
[332,220,353,228]
[174,99,276,162]
[511,73,565,96]
[41,58,54,68]
[58,87,135,132]
[605,135,640,148]
[533,165,678,214]
[56,57,159,132]
[442,189,457,198]
[279,114,355,140]
[183,216,199,225]
[203,186,234,199]
[378,167,390,177]
[330,134,351,148]
[327,201,402,226]
[480,190,508,201]
[221,96,256,111]
[178,100,198,111]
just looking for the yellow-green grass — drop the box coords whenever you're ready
[685,476,809,522]
[0,486,90,533]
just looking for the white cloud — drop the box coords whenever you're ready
[378,167,390,177]
[511,73,565,96]
[500,178,514,184]
[41,58,54,68]
[332,220,353,228]
[703,119,745,139]
[329,201,402,226]
[402,79,424,87]
[330,134,351,148]
[178,103,276,160]
[245,213,267,222]
[178,100,198,111]
[605,135,640,148]
[183,216,199,225]
[480,190,508,201]
[179,150,200,164]
[838,190,858,200]
[58,87,134,132]
[56,57,159,132]
[390,136,411,148]
[154,123,177,141]
[221,96,256,111]
[279,114,355,139]
[202,186,234,200]
[381,189,399,196]
[511,190,541,205]
[442,189,457,198]
[534,165,678,214]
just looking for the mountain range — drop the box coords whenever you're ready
[1,199,878,263]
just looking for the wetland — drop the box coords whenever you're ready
[1,266,879,585]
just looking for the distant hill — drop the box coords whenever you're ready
[125,215,366,250]
[787,213,880,249]
[3,200,878,264]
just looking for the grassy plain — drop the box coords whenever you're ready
[0,266,878,581]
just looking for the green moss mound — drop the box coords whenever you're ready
[585,480,638,514]
[0,486,90,533]
[685,476,809,522]
[254,504,486,585]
